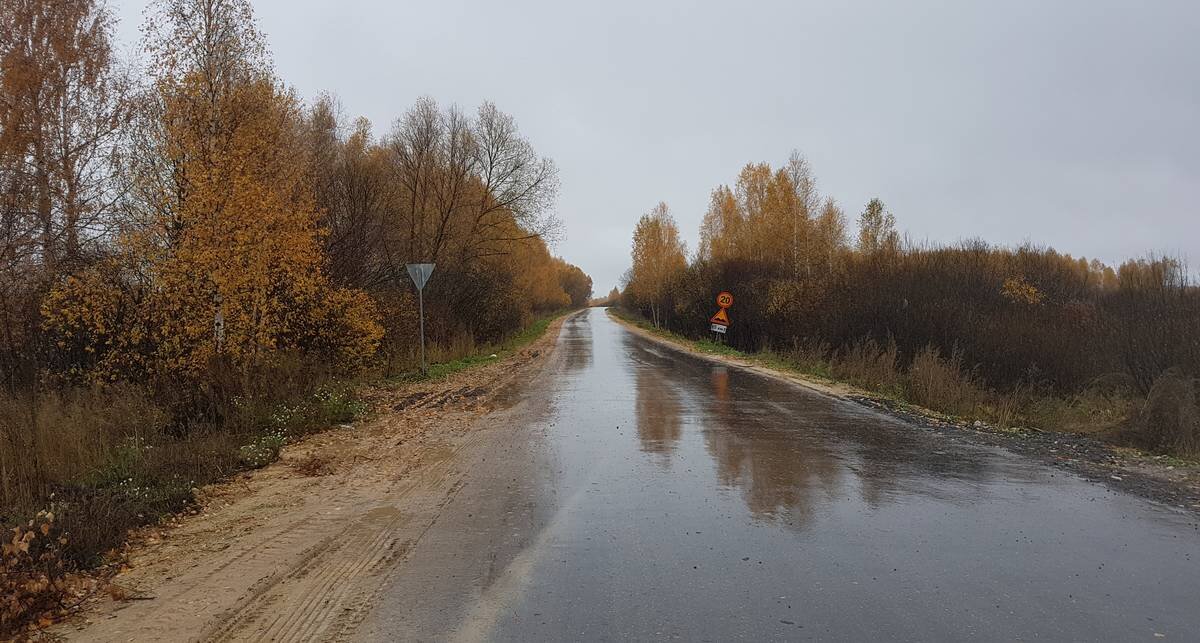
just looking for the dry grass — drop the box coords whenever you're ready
[426,332,478,365]
[635,310,1157,453]
[1,314,554,584]
[827,339,1148,441]
[1127,369,1200,456]
[1022,385,1138,437]
[782,339,834,379]
[0,385,167,515]
[381,332,483,379]
[1,370,367,570]
[905,345,987,417]
[830,338,902,394]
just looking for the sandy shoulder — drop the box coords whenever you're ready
[55,312,577,643]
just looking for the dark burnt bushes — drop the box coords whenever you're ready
[622,155,1199,455]
[1127,369,1200,456]
[630,241,1199,453]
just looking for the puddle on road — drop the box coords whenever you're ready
[625,324,997,529]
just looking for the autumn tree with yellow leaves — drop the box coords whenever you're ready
[627,202,687,327]
[698,154,847,280]
[0,0,131,392]
[44,0,382,383]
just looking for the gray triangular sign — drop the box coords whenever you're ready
[406,263,435,291]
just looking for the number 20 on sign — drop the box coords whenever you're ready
[710,291,733,334]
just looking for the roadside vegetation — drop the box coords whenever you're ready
[396,310,569,383]
[619,154,1199,459]
[0,0,589,633]
[589,287,623,308]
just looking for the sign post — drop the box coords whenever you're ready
[406,263,436,374]
[710,291,733,340]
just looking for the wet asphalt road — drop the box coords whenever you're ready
[360,309,1200,642]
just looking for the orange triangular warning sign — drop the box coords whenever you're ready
[710,308,730,325]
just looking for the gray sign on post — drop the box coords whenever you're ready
[406,263,435,374]
[407,263,434,291]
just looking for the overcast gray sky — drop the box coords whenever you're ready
[115,0,1199,293]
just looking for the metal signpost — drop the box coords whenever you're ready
[710,291,733,340]
[406,263,436,374]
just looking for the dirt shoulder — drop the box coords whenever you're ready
[53,312,578,643]
[609,309,1200,516]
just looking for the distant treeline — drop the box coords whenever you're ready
[621,153,1199,455]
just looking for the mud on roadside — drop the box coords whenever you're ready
[50,312,577,642]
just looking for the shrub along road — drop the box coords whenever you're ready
[66,309,1200,641]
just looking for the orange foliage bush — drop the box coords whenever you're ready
[2,511,70,636]
[43,74,383,383]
